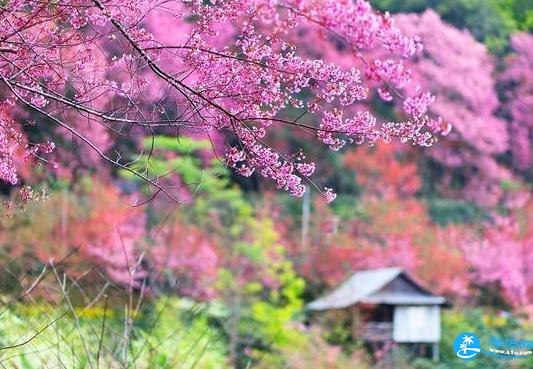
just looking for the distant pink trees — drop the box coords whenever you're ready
[1,179,223,292]
[344,143,421,199]
[0,0,447,201]
[463,210,533,308]
[71,185,147,287]
[395,10,512,206]
[151,221,219,299]
[501,33,533,172]
[294,196,472,298]
[1,181,147,286]
[277,8,527,206]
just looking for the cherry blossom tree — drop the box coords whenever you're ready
[394,10,512,206]
[288,194,472,298]
[462,207,533,308]
[1,180,147,287]
[344,142,421,199]
[150,220,220,299]
[0,0,446,202]
[500,33,533,173]
[268,8,517,206]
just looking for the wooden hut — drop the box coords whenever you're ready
[307,267,446,361]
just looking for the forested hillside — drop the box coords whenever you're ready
[0,1,531,368]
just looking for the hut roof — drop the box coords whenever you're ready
[307,267,445,311]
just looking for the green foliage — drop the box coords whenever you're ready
[496,0,533,32]
[121,135,252,226]
[123,136,225,197]
[0,304,112,369]
[274,329,372,369]
[500,178,523,192]
[419,308,532,369]
[428,199,489,225]
[217,217,307,368]
[143,136,211,154]
[371,0,427,16]
[126,135,308,368]
[411,308,532,369]
[330,194,365,220]
[135,297,229,369]
[0,298,229,369]
[371,0,521,54]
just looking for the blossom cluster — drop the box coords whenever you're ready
[0,0,442,201]
[0,116,20,185]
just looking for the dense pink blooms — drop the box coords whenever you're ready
[0,114,20,185]
[394,10,511,206]
[463,216,533,308]
[71,186,147,287]
[366,60,412,90]
[0,0,442,201]
[1,181,147,287]
[403,91,435,118]
[85,216,146,288]
[500,33,533,172]
[344,143,421,199]
[150,222,219,299]
[0,104,56,185]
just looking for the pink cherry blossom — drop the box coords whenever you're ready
[394,10,512,206]
[500,33,533,172]
[0,1,442,201]
[462,216,533,307]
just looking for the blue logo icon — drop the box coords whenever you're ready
[454,332,481,360]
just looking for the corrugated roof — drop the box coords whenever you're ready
[362,293,445,305]
[306,267,445,310]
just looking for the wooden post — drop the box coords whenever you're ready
[391,344,399,369]
[432,342,439,361]
[351,305,359,339]
[301,185,310,252]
